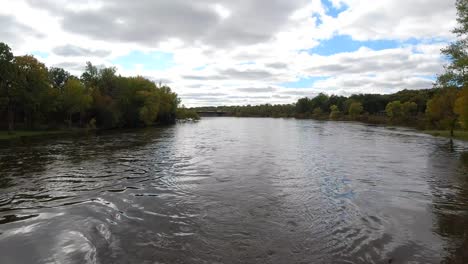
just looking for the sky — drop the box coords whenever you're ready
[0,0,457,106]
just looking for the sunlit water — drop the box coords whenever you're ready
[0,117,467,264]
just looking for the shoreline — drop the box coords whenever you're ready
[1,118,467,142]
[203,115,468,142]
[0,129,89,141]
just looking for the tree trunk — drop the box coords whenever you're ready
[7,102,14,134]
[68,113,72,128]
[450,119,456,138]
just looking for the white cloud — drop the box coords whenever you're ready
[333,0,456,41]
[0,0,457,106]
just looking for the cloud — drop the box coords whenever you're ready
[266,62,288,69]
[24,0,310,48]
[51,62,85,71]
[219,68,275,80]
[182,75,227,81]
[272,94,292,99]
[333,0,456,41]
[0,0,457,106]
[236,87,277,93]
[180,92,228,98]
[52,45,111,57]
[0,14,44,45]
[301,46,444,77]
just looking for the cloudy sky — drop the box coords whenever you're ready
[0,0,457,106]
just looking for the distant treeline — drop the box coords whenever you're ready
[0,42,191,131]
[191,87,468,133]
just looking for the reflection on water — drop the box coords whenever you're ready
[0,118,467,264]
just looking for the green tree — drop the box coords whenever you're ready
[157,85,180,124]
[348,102,363,119]
[402,101,418,116]
[386,101,417,122]
[311,93,329,112]
[386,101,403,120]
[296,97,312,114]
[138,90,160,126]
[81,62,99,88]
[49,67,70,90]
[0,43,16,132]
[436,0,468,88]
[455,87,468,128]
[426,88,459,136]
[312,107,323,117]
[329,105,340,119]
[62,78,92,127]
[14,55,50,128]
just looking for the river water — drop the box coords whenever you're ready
[0,117,467,264]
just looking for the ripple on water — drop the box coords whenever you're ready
[0,118,467,263]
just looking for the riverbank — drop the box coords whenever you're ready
[213,114,468,142]
[423,130,468,141]
[2,120,467,143]
[0,130,75,141]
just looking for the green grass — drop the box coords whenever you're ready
[0,130,69,140]
[424,130,468,141]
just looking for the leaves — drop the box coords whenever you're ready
[0,42,180,130]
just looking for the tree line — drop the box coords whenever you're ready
[192,87,467,134]
[0,43,183,132]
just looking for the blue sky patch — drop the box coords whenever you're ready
[31,51,49,59]
[313,14,323,26]
[322,0,348,18]
[416,75,437,81]
[310,35,450,56]
[112,50,174,70]
[194,65,207,71]
[311,35,402,56]
[281,76,329,88]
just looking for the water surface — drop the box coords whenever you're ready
[0,117,467,263]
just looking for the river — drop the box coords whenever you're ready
[0,117,467,263]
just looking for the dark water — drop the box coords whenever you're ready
[0,118,467,264]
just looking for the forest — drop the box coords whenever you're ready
[0,44,188,132]
[192,87,466,134]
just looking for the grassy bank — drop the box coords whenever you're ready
[423,130,468,141]
[0,130,72,140]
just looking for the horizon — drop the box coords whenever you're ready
[1,0,457,107]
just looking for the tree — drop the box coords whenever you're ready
[62,78,92,127]
[386,101,403,120]
[436,0,468,88]
[14,55,50,128]
[311,93,329,112]
[329,105,340,119]
[157,85,180,124]
[312,107,323,117]
[348,102,363,118]
[138,90,160,126]
[455,87,468,128]
[426,88,459,136]
[81,62,99,88]
[49,67,70,90]
[402,102,418,116]
[386,101,417,122]
[0,43,16,131]
[296,97,312,114]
